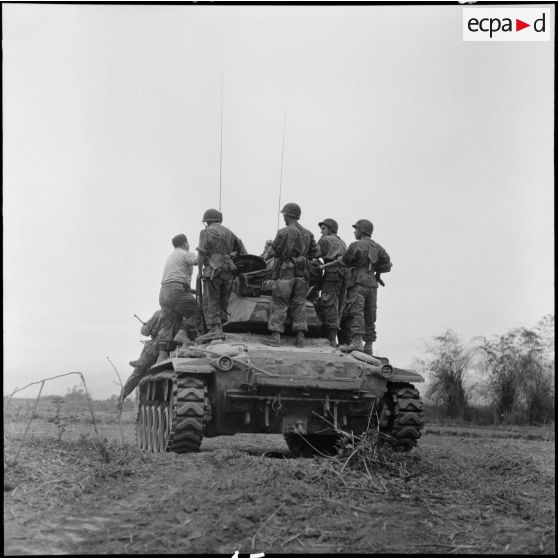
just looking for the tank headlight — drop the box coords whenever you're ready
[381,364,394,378]
[218,356,234,371]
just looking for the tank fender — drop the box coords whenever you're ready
[390,367,425,383]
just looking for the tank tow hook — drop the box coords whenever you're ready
[271,393,283,414]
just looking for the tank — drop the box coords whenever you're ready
[135,254,424,456]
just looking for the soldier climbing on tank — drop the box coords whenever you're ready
[266,202,320,348]
[117,309,162,412]
[336,218,392,356]
[196,209,247,342]
[157,234,201,362]
[260,239,275,268]
[317,218,347,347]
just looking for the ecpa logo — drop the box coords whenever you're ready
[463,8,551,41]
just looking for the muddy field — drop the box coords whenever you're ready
[3,399,555,555]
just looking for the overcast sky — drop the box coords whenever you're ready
[3,3,554,399]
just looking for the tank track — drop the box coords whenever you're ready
[168,376,206,453]
[135,373,209,454]
[379,382,423,451]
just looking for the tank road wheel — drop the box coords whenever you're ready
[160,406,171,452]
[146,405,154,452]
[136,405,147,450]
[168,376,207,454]
[151,406,160,452]
[135,406,143,450]
[284,434,341,457]
[379,383,423,452]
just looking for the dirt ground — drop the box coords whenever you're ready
[3,403,555,555]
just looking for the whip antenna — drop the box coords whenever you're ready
[219,72,224,211]
[276,107,287,230]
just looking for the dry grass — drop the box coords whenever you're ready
[3,400,555,555]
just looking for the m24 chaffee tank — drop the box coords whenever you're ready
[135,254,424,456]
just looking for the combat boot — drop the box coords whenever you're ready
[327,329,338,348]
[338,335,364,353]
[197,325,224,343]
[265,332,281,346]
[295,331,306,348]
[363,340,373,356]
[129,359,141,368]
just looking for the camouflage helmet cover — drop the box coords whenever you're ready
[318,218,339,234]
[203,208,223,223]
[352,219,374,236]
[281,202,301,219]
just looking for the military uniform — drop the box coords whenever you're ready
[268,223,320,334]
[158,246,200,353]
[197,223,247,331]
[119,310,161,405]
[317,233,347,333]
[341,237,391,345]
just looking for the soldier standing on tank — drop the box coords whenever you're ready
[157,234,201,362]
[317,218,347,347]
[117,309,162,412]
[266,202,320,348]
[196,209,247,342]
[337,219,392,356]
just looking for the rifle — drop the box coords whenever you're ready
[319,257,344,270]
[196,275,208,333]
[375,273,385,287]
[133,314,146,325]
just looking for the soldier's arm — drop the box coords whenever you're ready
[341,243,357,267]
[269,229,284,257]
[308,233,320,260]
[233,235,248,256]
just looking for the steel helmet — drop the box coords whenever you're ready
[202,208,223,223]
[353,219,374,236]
[318,218,339,234]
[281,202,301,220]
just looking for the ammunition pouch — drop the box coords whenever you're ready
[203,253,238,281]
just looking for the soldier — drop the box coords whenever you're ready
[158,234,201,362]
[196,209,247,341]
[266,202,320,348]
[338,219,391,356]
[117,310,161,411]
[260,239,275,267]
[317,218,347,347]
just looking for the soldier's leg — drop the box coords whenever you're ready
[289,278,309,333]
[173,288,202,331]
[219,276,233,326]
[363,287,377,354]
[321,281,341,328]
[338,286,365,351]
[202,278,222,332]
[268,278,294,334]
[119,341,158,408]
[157,305,179,360]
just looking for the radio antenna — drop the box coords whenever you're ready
[276,107,287,230]
[219,72,224,212]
